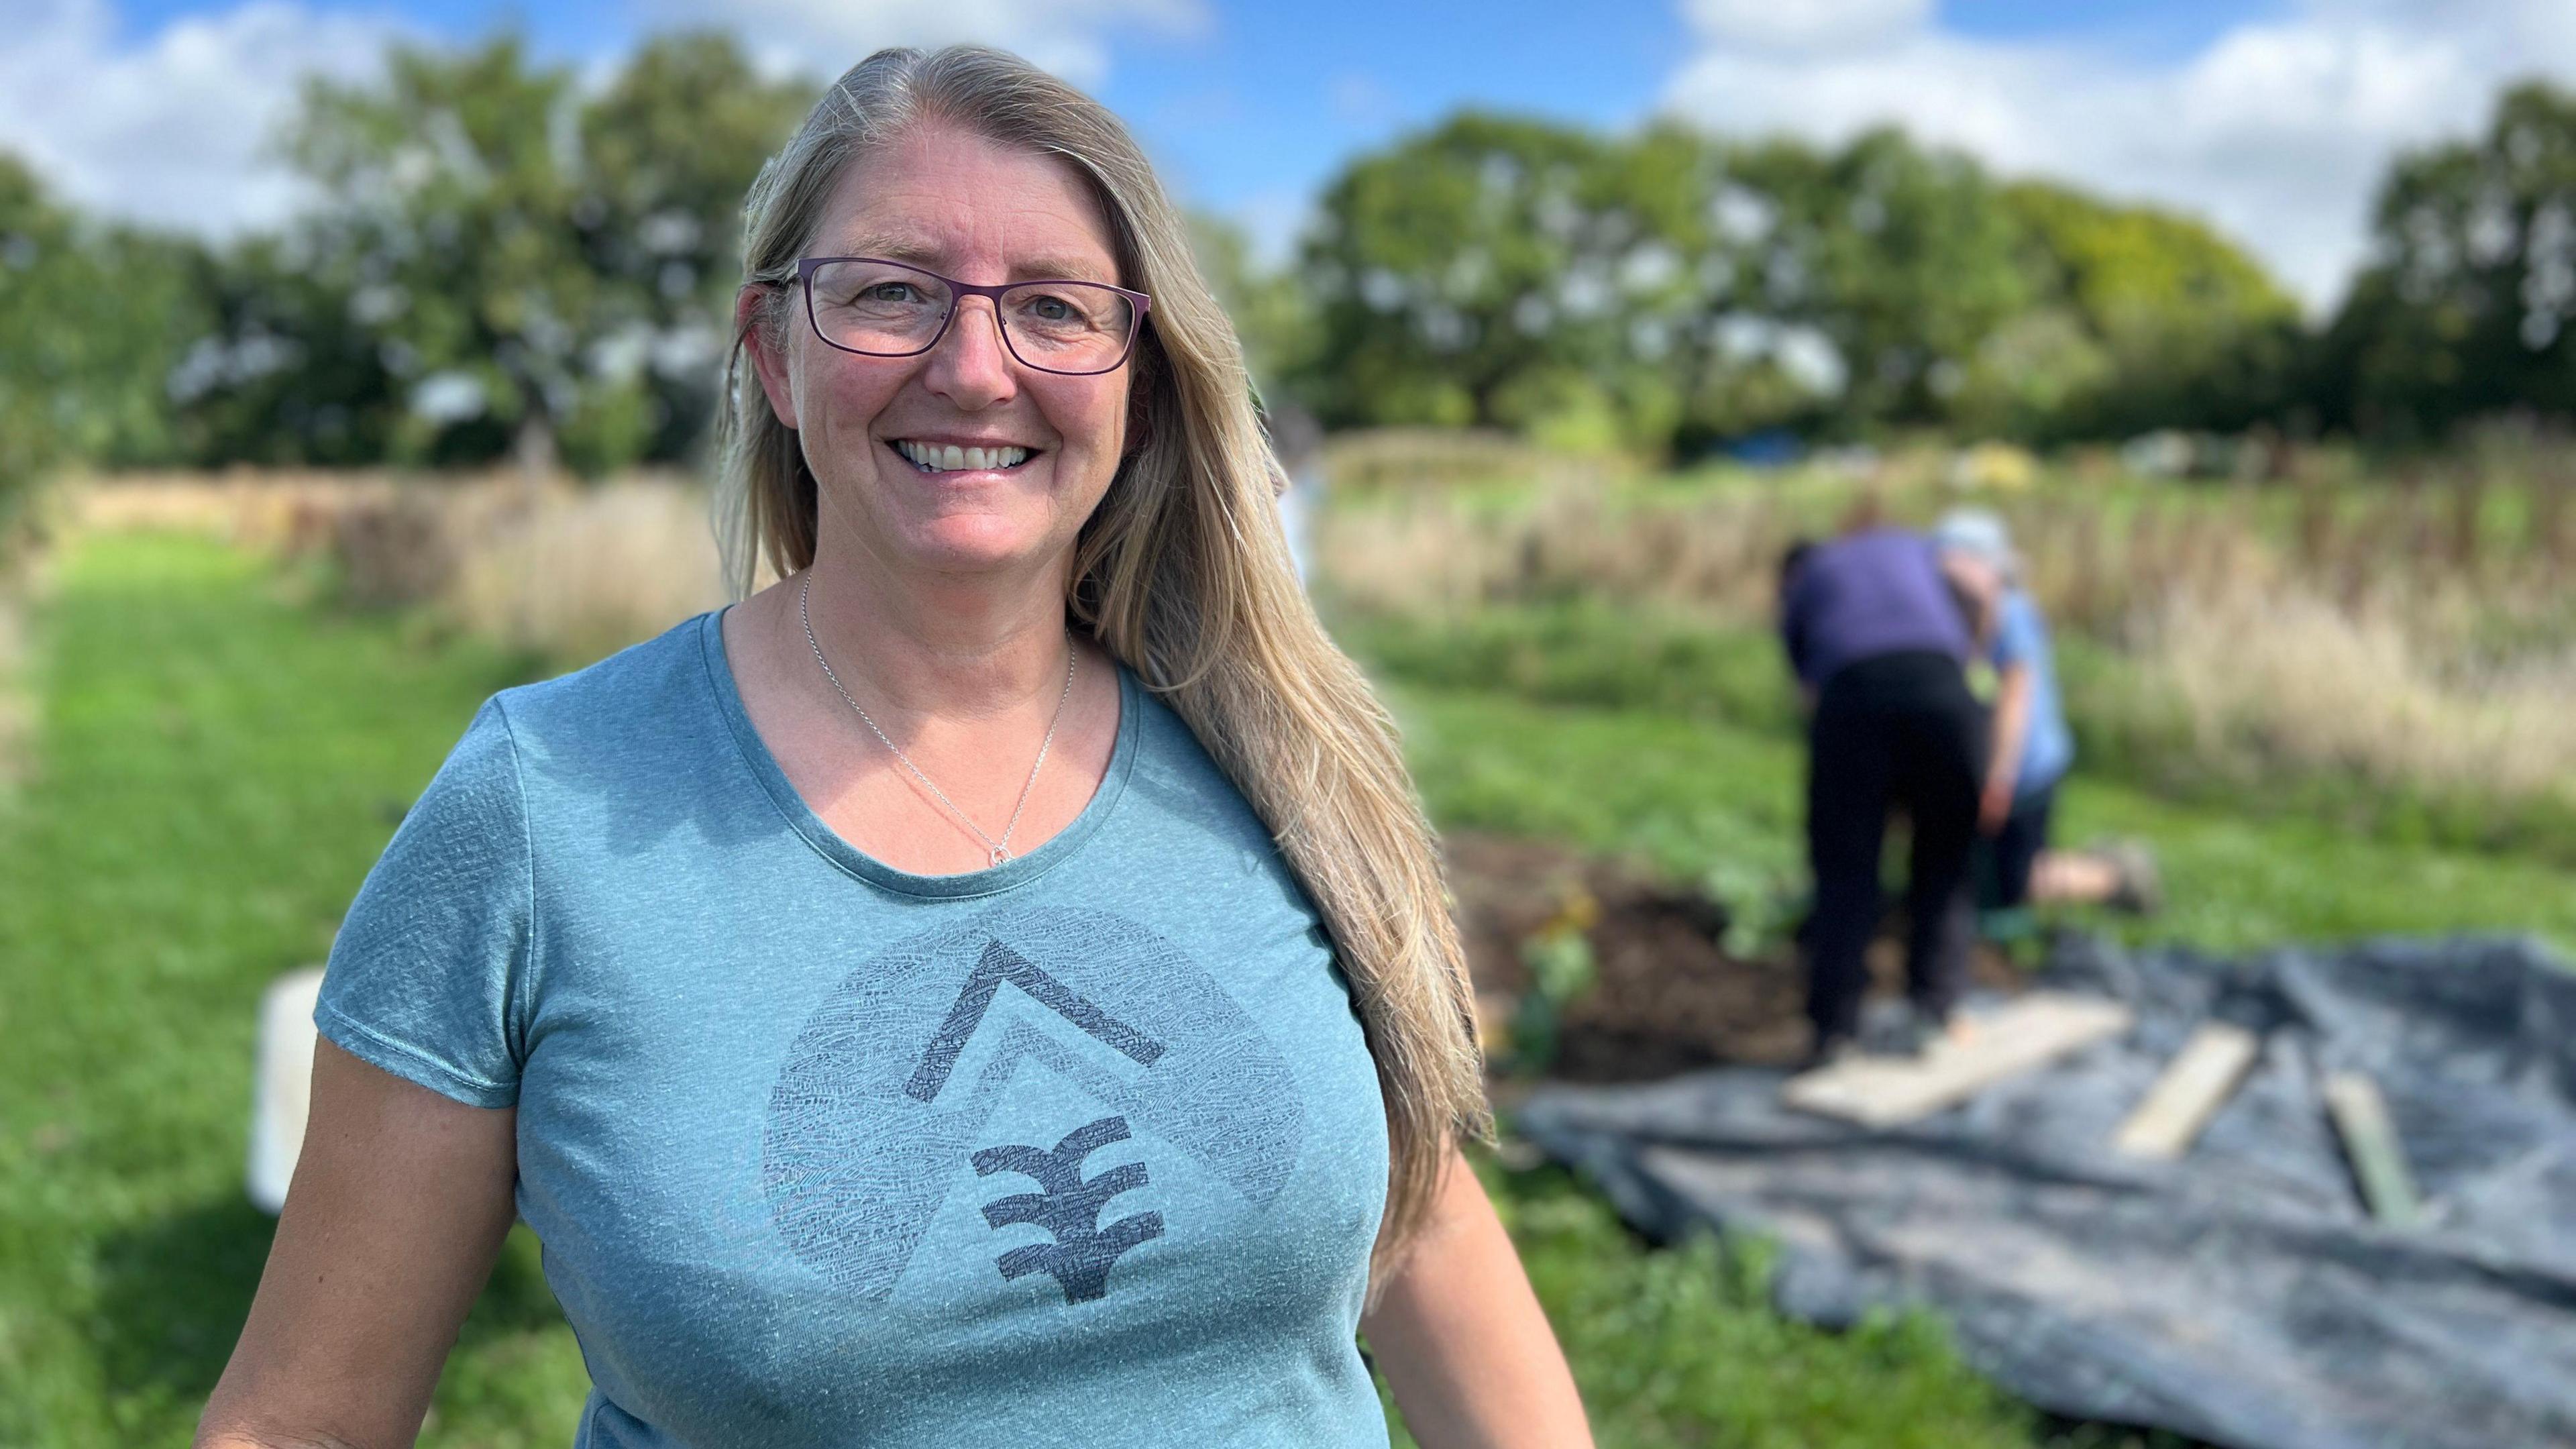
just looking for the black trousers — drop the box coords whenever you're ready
[1802,651,1986,1044]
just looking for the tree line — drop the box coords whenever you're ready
[6,30,2576,519]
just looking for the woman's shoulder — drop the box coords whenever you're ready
[1114,674,1285,853]
[481,610,728,776]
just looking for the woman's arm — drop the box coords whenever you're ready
[1983,662,2033,833]
[195,1038,520,1449]
[1360,1144,1595,1449]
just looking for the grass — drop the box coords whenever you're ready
[3,528,2534,1448]
[0,531,585,1446]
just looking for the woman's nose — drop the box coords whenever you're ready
[922,295,1018,405]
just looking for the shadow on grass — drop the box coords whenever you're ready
[92,1196,566,1405]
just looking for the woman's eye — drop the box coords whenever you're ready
[863,283,918,303]
[1025,295,1074,321]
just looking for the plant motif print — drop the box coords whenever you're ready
[973,1116,1166,1303]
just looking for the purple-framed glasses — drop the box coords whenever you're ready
[792,256,1151,377]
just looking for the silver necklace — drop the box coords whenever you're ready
[798,571,1076,867]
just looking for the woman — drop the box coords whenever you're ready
[1776,524,1986,1062]
[196,46,1591,1449]
[1932,509,2159,924]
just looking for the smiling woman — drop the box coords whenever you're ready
[194,42,1591,1449]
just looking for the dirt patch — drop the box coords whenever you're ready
[1444,831,2018,1083]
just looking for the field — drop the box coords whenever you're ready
[7,447,2575,1445]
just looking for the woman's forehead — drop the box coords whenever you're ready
[816,125,1121,284]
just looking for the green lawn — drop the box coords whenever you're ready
[6,528,2473,1447]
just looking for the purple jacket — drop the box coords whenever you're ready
[1779,528,1972,690]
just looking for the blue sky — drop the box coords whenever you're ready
[95,0,2268,222]
[11,0,2575,307]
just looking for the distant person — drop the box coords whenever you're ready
[1932,510,2159,923]
[1778,525,1988,1065]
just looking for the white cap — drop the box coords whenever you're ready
[1933,508,2016,578]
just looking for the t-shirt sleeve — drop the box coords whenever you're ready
[313,697,534,1109]
[1992,593,2041,671]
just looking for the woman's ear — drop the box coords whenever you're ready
[736,284,798,431]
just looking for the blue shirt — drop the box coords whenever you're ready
[1990,588,2074,796]
[315,610,1392,1449]
[1780,529,1973,690]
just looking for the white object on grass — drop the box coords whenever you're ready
[248,965,325,1215]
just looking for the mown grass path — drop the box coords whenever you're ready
[2,530,2084,1448]
[0,533,585,1446]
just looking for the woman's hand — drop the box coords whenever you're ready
[1359,1144,1595,1449]
[195,1039,520,1449]
[1982,661,2034,836]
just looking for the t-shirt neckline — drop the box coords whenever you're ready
[696,605,1141,900]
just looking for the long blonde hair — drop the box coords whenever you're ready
[714,46,1491,1297]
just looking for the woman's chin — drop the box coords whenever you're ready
[892,519,1057,576]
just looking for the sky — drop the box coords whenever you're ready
[7,0,2576,312]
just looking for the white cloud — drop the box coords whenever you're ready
[1662,0,2576,313]
[1682,0,1929,55]
[0,0,1201,237]
[0,0,400,234]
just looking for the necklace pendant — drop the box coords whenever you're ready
[989,844,1012,867]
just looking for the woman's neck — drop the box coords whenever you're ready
[794,535,1077,729]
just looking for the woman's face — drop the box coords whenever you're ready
[745,121,1134,580]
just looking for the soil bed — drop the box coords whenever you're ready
[1445,831,2015,1082]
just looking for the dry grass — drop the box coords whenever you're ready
[71,468,727,667]
[1316,435,2576,823]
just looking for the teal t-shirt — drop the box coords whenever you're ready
[314,609,1393,1448]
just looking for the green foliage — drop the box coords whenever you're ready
[2324,80,2576,439]
[174,32,812,476]
[1295,113,1703,449]
[1730,127,2031,431]
[1188,211,1316,402]
[0,154,210,511]
[1287,111,2307,453]
[1982,182,2305,439]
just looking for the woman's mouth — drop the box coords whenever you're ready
[890,439,1036,474]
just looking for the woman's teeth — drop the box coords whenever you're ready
[894,440,1031,472]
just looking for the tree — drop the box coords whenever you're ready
[0,152,209,515]
[2322,80,2576,439]
[1975,181,2303,440]
[1295,113,1706,450]
[1729,127,2030,431]
[1187,211,1315,407]
[262,32,808,476]
[574,33,814,466]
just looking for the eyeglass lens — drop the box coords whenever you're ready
[806,260,1136,373]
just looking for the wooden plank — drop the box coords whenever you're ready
[2324,1071,2424,1228]
[1782,992,2133,1128]
[2114,1022,2260,1159]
